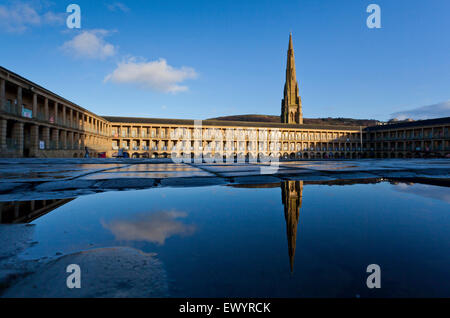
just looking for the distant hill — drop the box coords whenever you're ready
[206,114,379,126]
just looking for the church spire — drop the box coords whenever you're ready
[281,33,303,124]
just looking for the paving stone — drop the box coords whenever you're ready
[160,177,226,188]
[94,178,157,189]
[2,247,168,298]
[34,180,96,192]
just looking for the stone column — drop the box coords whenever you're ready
[69,131,74,149]
[32,93,37,119]
[30,125,39,157]
[17,86,22,116]
[0,119,6,149]
[44,98,49,121]
[74,133,79,149]
[0,78,5,111]
[61,130,67,150]
[62,105,66,127]
[76,112,79,130]
[43,126,50,150]
[54,102,58,124]
[51,128,59,150]
[12,122,24,156]
[70,109,73,128]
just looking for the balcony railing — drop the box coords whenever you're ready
[3,103,21,116]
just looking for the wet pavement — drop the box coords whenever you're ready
[0,158,449,201]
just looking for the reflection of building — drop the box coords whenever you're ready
[0,199,73,223]
[281,180,303,273]
[1,34,449,158]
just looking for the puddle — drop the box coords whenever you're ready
[0,180,449,297]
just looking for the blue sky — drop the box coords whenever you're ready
[1,0,449,121]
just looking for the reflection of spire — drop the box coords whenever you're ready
[281,180,303,273]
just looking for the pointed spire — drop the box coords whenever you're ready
[281,33,302,124]
[288,32,294,52]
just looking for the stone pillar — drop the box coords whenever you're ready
[0,119,6,149]
[51,128,59,150]
[74,133,79,149]
[62,105,66,126]
[0,78,5,111]
[12,122,24,156]
[54,102,58,124]
[44,98,49,121]
[69,131,74,149]
[32,93,37,119]
[17,86,22,116]
[61,130,67,150]
[43,126,50,150]
[30,125,39,157]
[70,109,73,128]
[76,112,79,129]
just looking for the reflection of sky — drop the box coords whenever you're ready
[394,183,450,203]
[102,211,195,245]
[15,182,450,297]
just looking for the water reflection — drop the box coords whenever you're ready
[393,182,450,203]
[102,211,196,245]
[1,178,448,280]
[0,199,74,223]
[281,181,303,273]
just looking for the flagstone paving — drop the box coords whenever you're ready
[0,158,448,201]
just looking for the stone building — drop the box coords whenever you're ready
[0,68,110,158]
[0,35,449,159]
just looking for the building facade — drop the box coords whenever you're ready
[0,67,110,158]
[1,35,449,159]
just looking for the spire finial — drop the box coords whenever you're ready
[288,32,293,51]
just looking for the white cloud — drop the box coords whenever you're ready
[105,57,198,93]
[62,30,117,60]
[0,2,64,33]
[395,184,450,203]
[102,211,196,245]
[107,2,130,13]
[42,11,65,25]
[390,100,450,120]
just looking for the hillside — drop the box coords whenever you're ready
[206,114,379,126]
